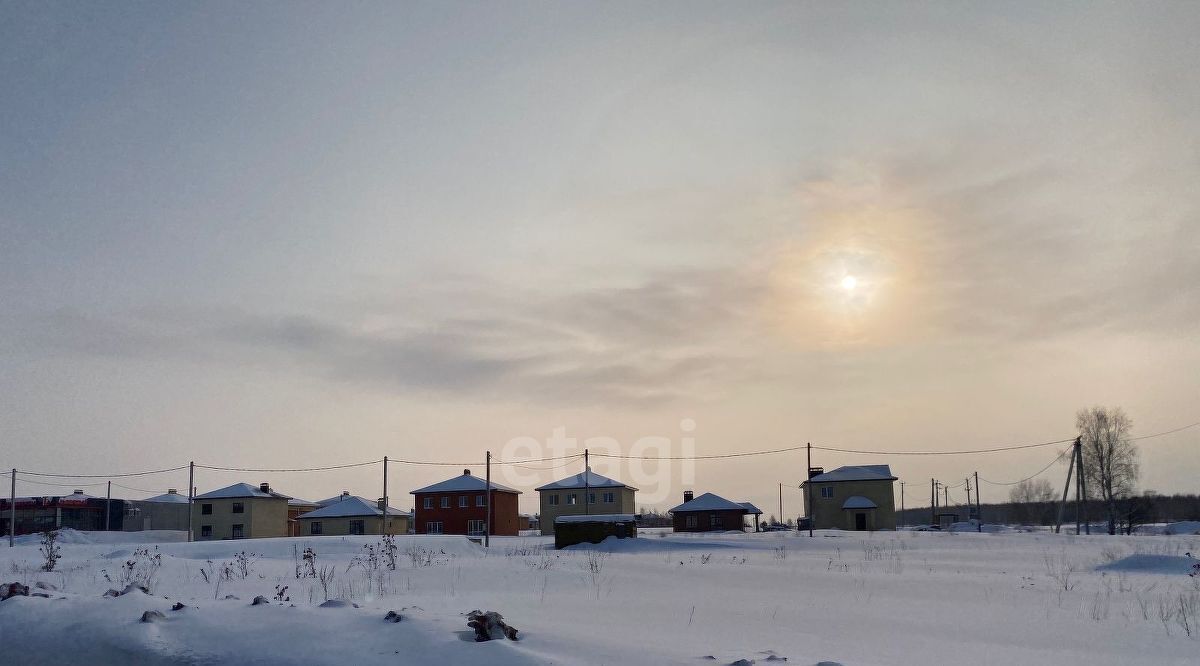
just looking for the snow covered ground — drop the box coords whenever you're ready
[2,528,1198,665]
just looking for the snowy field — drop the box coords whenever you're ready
[2,528,1199,665]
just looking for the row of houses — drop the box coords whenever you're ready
[1,464,899,540]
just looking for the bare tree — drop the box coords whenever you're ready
[1008,478,1057,525]
[1009,478,1056,504]
[1076,406,1139,535]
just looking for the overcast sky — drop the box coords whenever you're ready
[2,2,1197,514]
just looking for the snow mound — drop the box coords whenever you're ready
[11,529,187,546]
[562,535,743,554]
[1163,521,1200,535]
[1096,554,1197,575]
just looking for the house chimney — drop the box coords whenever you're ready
[260,482,270,493]
[463,468,471,476]
[683,490,694,503]
[341,490,350,499]
[807,467,824,479]
[377,497,387,511]
[167,489,177,495]
[73,489,84,495]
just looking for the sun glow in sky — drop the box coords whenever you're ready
[841,275,858,291]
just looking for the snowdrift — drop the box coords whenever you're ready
[1096,554,1198,575]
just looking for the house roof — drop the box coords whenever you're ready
[555,513,636,524]
[296,495,409,519]
[738,502,763,515]
[535,469,638,492]
[288,498,319,507]
[806,465,896,483]
[669,492,749,513]
[194,483,292,500]
[841,495,879,510]
[410,470,519,495]
[141,491,190,504]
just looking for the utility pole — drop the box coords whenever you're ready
[8,469,15,547]
[1054,445,1076,534]
[1080,436,1089,537]
[583,449,590,516]
[382,456,389,535]
[930,478,936,526]
[974,471,982,533]
[105,481,112,531]
[778,483,783,525]
[187,461,194,542]
[965,477,971,510]
[484,451,491,548]
[900,481,905,528]
[1075,437,1089,535]
[943,483,949,508]
[806,443,813,537]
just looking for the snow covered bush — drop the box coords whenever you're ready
[296,546,318,579]
[110,546,162,593]
[580,550,608,599]
[39,531,61,572]
[381,535,398,571]
[233,551,258,580]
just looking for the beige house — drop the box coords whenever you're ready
[535,469,637,535]
[802,465,897,531]
[192,482,290,540]
[295,493,411,536]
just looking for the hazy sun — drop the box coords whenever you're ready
[841,275,858,291]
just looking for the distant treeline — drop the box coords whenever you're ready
[897,493,1200,533]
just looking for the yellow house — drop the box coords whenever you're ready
[192,482,290,540]
[295,493,411,536]
[802,465,898,531]
[535,469,637,535]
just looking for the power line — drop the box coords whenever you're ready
[196,460,381,473]
[504,456,586,472]
[17,464,189,479]
[111,481,168,494]
[979,451,1069,487]
[1129,421,1200,441]
[388,457,483,467]
[15,476,108,489]
[6,419,1195,478]
[814,437,1076,456]
[592,444,806,461]
[493,453,585,466]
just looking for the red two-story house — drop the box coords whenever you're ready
[410,469,521,536]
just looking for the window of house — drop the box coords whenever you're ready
[441,497,450,508]
[232,502,244,514]
[427,521,443,535]
[603,491,614,503]
[201,503,213,515]
[567,494,577,505]
[820,486,834,499]
[476,495,485,507]
[349,520,365,535]
[710,515,721,527]
[685,515,697,528]
[232,524,244,539]
[310,522,322,535]
[423,497,432,509]
[548,494,559,506]
[459,496,468,508]
[201,525,213,538]
[587,493,596,504]
[467,519,485,535]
